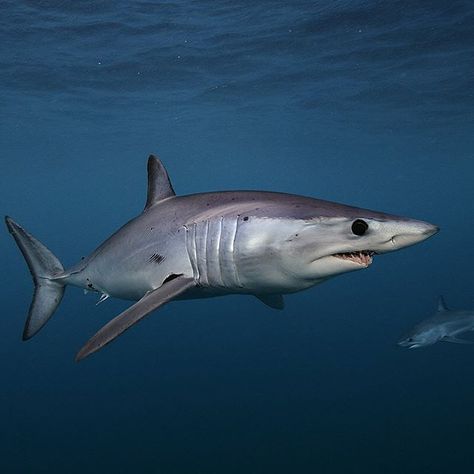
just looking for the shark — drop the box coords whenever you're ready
[5,155,439,361]
[398,297,474,348]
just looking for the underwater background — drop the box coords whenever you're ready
[1,1,473,473]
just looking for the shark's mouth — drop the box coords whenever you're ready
[333,250,376,266]
[399,341,422,349]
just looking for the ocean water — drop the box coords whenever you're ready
[1,1,473,473]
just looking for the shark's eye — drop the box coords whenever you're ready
[351,219,368,236]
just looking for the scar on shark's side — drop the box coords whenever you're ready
[149,253,165,264]
[5,154,439,361]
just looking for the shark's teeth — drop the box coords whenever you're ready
[333,250,375,266]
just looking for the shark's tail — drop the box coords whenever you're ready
[5,216,66,340]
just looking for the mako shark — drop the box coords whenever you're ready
[399,297,474,348]
[6,155,438,361]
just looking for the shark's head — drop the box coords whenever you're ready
[282,201,439,283]
[398,297,460,349]
[398,326,441,349]
[209,195,439,294]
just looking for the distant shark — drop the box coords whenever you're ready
[6,155,438,361]
[399,297,474,348]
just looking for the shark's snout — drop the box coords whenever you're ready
[371,220,439,255]
[425,224,440,236]
[391,222,439,249]
[414,221,438,237]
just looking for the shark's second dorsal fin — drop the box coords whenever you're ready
[437,296,449,312]
[144,154,176,210]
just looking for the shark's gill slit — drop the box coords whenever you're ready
[215,216,224,287]
[185,223,199,280]
[230,216,242,288]
[203,219,211,285]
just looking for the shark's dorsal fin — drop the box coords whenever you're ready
[144,154,176,210]
[437,296,449,312]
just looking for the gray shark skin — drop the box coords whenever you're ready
[5,155,439,361]
[399,297,474,349]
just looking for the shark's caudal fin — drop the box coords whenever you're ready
[5,217,65,340]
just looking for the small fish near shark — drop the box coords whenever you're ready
[5,155,439,361]
[399,297,474,349]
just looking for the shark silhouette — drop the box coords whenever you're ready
[399,297,474,348]
[6,155,438,360]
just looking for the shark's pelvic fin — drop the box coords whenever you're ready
[5,216,66,340]
[76,275,195,361]
[144,154,176,210]
[255,294,285,310]
[442,336,474,344]
[437,296,449,312]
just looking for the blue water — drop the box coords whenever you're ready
[1,1,473,472]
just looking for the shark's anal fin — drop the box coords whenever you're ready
[442,336,474,345]
[76,275,195,361]
[144,154,176,210]
[255,294,285,310]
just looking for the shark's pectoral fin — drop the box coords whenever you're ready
[255,294,285,310]
[441,336,474,345]
[76,275,195,361]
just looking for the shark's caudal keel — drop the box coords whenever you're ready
[5,155,439,361]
